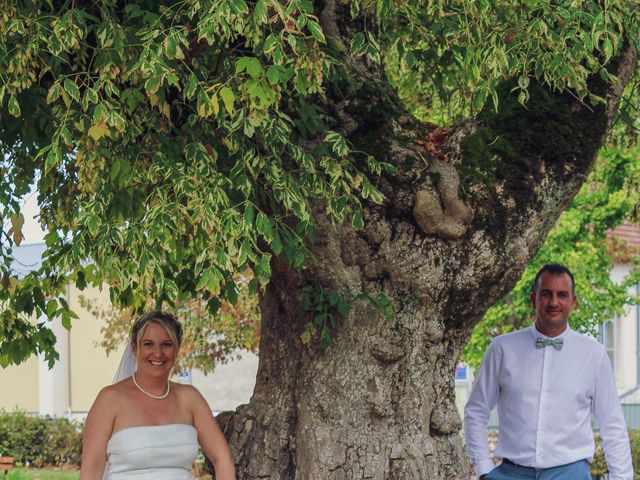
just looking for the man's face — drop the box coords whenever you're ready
[530,272,576,337]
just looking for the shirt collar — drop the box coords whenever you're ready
[530,324,571,341]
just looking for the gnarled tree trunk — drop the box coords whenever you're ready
[217,5,637,477]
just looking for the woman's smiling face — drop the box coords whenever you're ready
[133,321,178,376]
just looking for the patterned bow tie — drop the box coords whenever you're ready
[536,337,564,350]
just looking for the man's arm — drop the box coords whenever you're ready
[464,341,501,479]
[591,349,633,480]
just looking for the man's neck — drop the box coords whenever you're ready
[534,322,568,338]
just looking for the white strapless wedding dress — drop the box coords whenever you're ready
[104,424,199,479]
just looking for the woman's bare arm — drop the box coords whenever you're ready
[79,387,117,480]
[189,386,236,480]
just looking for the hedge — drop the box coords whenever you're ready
[592,430,640,479]
[0,411,209,474]
[0,410,82,467]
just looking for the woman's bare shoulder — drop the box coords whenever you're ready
[92,378,133,409]
[172,382,209,408]
[171,382,201,397]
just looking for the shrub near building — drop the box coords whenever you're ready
[0,410,82,467]
[591,430,640,479]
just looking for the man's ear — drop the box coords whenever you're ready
[530,292,536,308]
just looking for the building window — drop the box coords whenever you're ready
[600,318,616,373]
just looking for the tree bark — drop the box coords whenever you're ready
[217,12,638,479]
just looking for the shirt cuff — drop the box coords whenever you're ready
[474,459,496,477]
[608,474,633,480]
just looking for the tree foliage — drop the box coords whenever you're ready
[0,0,638,366]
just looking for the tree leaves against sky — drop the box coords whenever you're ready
[0,0,638,365]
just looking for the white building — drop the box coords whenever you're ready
[605,224,640,404]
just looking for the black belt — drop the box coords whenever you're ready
[502,458,587,471]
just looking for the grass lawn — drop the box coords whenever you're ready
[5,469,79,480]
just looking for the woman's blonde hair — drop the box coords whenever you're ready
[130,311,183,350]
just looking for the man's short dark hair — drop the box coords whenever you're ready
[531,264,575,294]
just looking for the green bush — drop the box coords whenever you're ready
[591,430,640,479]
[0,410,82,467]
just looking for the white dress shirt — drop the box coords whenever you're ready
[464,325,633,479]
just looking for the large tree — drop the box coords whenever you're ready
[1,1,639,478]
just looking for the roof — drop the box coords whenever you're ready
[607,222,640,264]
[610,223,640,247]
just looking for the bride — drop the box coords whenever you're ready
[79,311,236,480]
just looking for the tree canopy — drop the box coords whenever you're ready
[3,2,640,478]
[0,0,638,363]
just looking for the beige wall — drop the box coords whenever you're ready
[0,355,39,413]
[68,285,123,413]
[0,285,122,415]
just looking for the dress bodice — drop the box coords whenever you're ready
[105,424,198,479]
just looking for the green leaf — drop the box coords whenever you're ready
[254,0,268,23]
[307,20,325,42]
[271,232,283,255]
[63,78,80,103]
[267,65,282,85]
[184,74,198,100]
[328,291,340,306]
[225,281,238,305]
[244,203,254,225]
[472,90,487,111]
[518,75,530,90]
[46,83,62,104]
[144,76,162,95]
[197,268,222,293]
[8,95,21,117]
[88,123,110,141]
[46,299,58,318]
[258,253,272,279]
[61,312,72,330]
[238,239,251,266]
[352,211,364,230]
[336,299,349,317]
[236,57,263,79]
[320,327,331,349]
[219,87,235,114]
[124,4,143,19]
[86,215,100,237]
[350,32,366,56]
[44,146,61,171]
[256,212,273,241]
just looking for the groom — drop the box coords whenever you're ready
[464,264,632,479]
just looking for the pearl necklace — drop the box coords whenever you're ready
[132,372,170,400]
